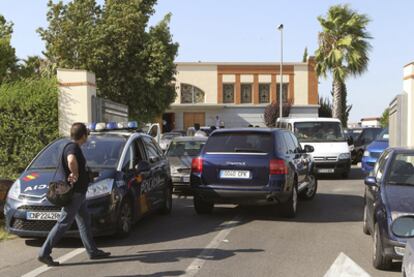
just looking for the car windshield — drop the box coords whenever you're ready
[166,140,206,157]
[387,153,414,186]
[294,122,346,142]
[204,132,272,153]
[29,135,126,170]
[376,128,389,140]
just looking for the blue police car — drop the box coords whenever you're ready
[190,128,317,218]
[361,128,389,174]
[4,122,172,238]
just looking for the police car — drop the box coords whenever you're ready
[4,122,172,238]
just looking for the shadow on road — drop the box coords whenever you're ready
[60,248,263,266]
[105,271,185,277]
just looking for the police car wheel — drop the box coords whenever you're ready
[194,195,214,214]
[159,185,173,215]
[116,199,133,238]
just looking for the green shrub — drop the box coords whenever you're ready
[0,78,59,179]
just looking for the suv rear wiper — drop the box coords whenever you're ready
[234,147,265,153]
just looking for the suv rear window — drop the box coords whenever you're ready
[203,132,273,153]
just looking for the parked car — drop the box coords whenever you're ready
[4,122,172,238]
[352,127,383,164]
[190,128,317,218]
[363,148,414,269]
[361,128,389,174]
[277,118,351,178]
[166,136,207,195]
[159,132,184,151]
[390,215,414,277]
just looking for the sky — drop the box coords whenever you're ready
[1,0,413,122]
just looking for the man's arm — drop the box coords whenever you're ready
[67,154,79,185]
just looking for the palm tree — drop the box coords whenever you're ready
[315,4,372,126]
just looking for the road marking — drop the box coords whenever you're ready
[180,216,241,277]
[324,252,370,277]
[22,248,85,277]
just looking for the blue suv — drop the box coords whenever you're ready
[361,128,389,174]
[190,128,317,218]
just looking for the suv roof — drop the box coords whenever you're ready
[277,117,341,123]
[211,128,281,134]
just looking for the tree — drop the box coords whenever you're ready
[318,96,332,117]
[380,108,389,128]
[302,47,308,62]
[0,14,18,84]
[38,0,178,122]
[264,101,292,127]
[315,4,372,127]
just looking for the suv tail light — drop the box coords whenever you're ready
[270,159,288,175]
[191,157,203,174]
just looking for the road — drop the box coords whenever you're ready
[0,167,403,277]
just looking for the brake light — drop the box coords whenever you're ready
[270,159,288,175]
[191,157,203,173]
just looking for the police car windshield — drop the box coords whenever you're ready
[29,135,126,170]
[294,122,346,142]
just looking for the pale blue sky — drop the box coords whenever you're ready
[1,0,413,122]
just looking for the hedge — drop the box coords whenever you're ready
[0,78,59,179]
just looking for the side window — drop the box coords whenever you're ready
[283,132,295,154]
[288,123,293,132]
[276,133,288,154]
[289,133,302,153]
[375,151,390,180]
[143,136,161,163]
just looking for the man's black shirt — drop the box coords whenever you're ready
[62,142,89,194]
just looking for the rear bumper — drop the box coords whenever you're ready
[314,159,351,175]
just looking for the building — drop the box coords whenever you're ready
[360,117,381,128]
[163,57,319,131]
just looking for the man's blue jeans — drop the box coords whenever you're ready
[39,192,98,257]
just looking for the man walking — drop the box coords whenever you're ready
[38,123,110,266]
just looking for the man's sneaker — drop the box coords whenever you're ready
[89,249,111,260]
[38,256,59,267]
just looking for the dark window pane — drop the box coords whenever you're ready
[223,84,234,103]
[241,84,252,103]
[204,132,273,153]
[259,83,270,103]
[276,83,289,103]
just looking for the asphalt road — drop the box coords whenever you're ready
[0,166,403,277]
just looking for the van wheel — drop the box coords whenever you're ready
[279,185,297,218]
[373,223,392,270]
[299,175,317,200]
[194,195,214,214]
[159,184,173,215]
[116,199,133,238]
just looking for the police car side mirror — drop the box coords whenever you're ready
[135,161,151,174]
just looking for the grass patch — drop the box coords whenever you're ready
[0,218,13,241]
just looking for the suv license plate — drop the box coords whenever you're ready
[318,168,335,173]
[220,170,251,179]
[26,212,61,221]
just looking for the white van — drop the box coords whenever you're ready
[277,117,351,178]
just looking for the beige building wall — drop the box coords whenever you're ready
[293,64,309,105]
[404,63,414,146]
[57,69,96,136]
[175,64,218,104]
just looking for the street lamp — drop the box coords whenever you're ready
[277,24,284,119]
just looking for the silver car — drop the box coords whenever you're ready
[165,136,207,195]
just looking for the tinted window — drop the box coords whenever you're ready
[387,153,414,185]
[361,128,382,144]
[166,140,206,157]
[142,136,161,162]
[275,133,288,154]
[204,132,273,153]
[283,132,296,154]
[289,133,302,153]
[375,151,390,180]
[30,135,126,170]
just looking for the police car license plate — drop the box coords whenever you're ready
[26,212,61,221]
[318,168,335,173]
[220,170,251,179]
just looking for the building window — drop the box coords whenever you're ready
[180,83,205,104]
[259,83,270,103]
[241,84,252,103]
[276,83,289,103]
[223,83,234,103]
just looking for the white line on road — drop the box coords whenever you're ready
[21,248,85,277]
[324,252,370,277]
[180,216,242,277]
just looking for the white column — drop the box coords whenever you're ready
[57,69,97,136]
[403,63,414,147]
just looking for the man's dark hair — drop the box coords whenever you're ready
[70,123,88,140]
[194,123,200,131]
